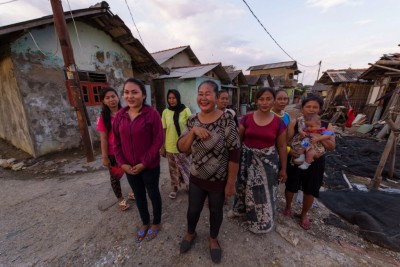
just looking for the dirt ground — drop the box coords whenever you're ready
[1,137,400,267]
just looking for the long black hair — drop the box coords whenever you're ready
[100,87,121,133]
[167,89,186,136]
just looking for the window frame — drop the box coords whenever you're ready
[66,81,108,106]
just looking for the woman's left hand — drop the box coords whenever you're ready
[278,169,287,183]
[225,183,236,198]
[131,163,145,175]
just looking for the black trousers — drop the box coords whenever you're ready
[126,166,162,225]
[187,182,225,239]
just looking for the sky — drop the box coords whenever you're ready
[0,0,399,85]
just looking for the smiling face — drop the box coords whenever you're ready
[123,82,146,109]
[302,100,321,116]
[197,83,217,113]
[216,91,229,110]
[102,91,119,109]
[256,90,275,112]
[167,92,177,107]
[274,91,289,112]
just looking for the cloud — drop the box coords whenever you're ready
[355,19,373,25]
[306,0,363,11]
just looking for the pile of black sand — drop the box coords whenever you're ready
[320,135,400,251]
[323,135,400,190]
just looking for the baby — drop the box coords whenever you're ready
[291,114,334,170]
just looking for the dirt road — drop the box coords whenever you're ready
[1,154,399,267]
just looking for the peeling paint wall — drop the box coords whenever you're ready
[7,21,136,156]
[0,46,35,155]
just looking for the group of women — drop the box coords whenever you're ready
[97,78,336,263]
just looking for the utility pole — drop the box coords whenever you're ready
[316,60,322,81]
[50,0,94,162]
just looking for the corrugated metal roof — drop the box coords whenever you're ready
[151,46,188,65]
[247,61,297,71]
[359,53,400,80]
[324,69,367,83]
[227,70,241,80]
[151,45,201,66]
[244,75,261,85]
[312,82,330,92]
[156,63,231,83]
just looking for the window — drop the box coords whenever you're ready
[65,71,108,106]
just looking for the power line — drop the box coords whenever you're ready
[66,0,83,56]
[0,0,18,5]
[241,0,319,68]
[124,0,144,46]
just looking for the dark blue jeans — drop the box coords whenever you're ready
[126,166,162,225]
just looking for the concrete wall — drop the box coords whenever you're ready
[0,46,35,155]
[161,51,196,69]
[8,22,135,156]
[250,68,294,79]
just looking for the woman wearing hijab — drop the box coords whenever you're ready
[161,89,192,199]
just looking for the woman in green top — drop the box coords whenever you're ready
[161,89,192,199]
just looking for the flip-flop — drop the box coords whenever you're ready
[118,199,130,211]
[128,192,135,200]
[135,227,148,243]
[145,228,160,241]
[282,209,291,217]
[299,217,311,230]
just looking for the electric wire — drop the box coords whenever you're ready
[28,29,59,57]
[66,0,83,56]
[124,0,145,45]
[242,0,320,68]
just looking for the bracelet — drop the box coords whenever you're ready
[287,146,291,153]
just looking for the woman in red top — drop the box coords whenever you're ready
[96,87,134,211]
[113,78,164,243]
[233,87,288,233]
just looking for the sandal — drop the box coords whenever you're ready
[282,208,291,217]
[168,191,177,199]
[118,199,130,211]
[299,217,311,230]
[145,225,161,241]
[128,192,135,200]
[135,226,149,243]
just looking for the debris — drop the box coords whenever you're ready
[357,124,374,134]
[276,225,299,246]
[11,162,24,171]
[341,171,353,190]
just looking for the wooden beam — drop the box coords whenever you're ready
[368,63,400,73]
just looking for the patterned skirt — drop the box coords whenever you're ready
[166,152,191,188]
[233,145,279,233]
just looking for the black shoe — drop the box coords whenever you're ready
[209,241,222,264]
[180,232,197,254]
